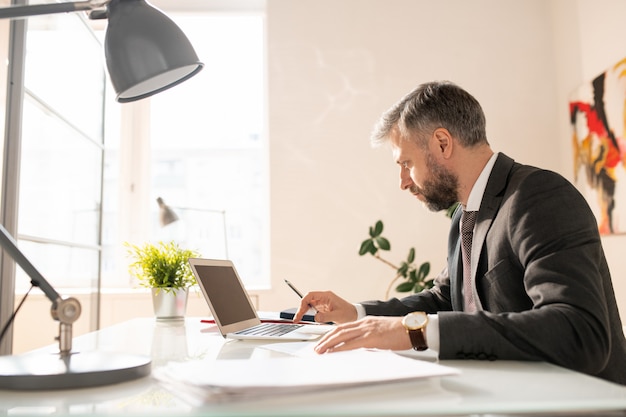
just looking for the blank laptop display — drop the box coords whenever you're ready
[188,258,324,341]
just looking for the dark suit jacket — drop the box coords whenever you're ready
[362,153,626,385]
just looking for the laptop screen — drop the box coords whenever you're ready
[193,263,257,326]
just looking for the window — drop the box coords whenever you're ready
[101,12,268,290]
[15,12,105,295]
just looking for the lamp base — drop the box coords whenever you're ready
[0,351,151,390]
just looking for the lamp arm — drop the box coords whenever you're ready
[175,207,226,215]
[0,224,60,303]
[0,0,109,20]
[0,224,80,354]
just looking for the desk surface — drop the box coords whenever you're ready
[0,317,625,416]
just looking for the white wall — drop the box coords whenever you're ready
[13,0,626,353]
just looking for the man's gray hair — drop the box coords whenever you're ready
[370,81,488,148]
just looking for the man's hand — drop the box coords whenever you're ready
[292,291,357,324]
[314,316,412,354]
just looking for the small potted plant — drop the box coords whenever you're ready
[126,241,200,320]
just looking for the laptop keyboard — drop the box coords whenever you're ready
[236,323,304,337]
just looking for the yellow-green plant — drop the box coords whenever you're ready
[126,241,200,292]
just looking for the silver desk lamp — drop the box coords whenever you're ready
[0,0,204,389]
[0,0,204,102]
[156,197,229,258]
[0,225,152,390]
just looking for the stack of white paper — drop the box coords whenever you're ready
[153,349,459,403]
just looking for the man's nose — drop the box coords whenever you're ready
[400,169,412,190]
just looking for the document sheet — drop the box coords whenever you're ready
[154,348,460,402]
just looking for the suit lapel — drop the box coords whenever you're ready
[470,153,514,310]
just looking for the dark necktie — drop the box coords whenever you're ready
[461,210,477,312]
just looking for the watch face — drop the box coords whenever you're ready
[403,312,427,329]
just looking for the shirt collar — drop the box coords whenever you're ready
[464,152,498,212]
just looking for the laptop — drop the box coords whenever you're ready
[189,258,326,341]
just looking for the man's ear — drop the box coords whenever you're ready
[432,128,453,158]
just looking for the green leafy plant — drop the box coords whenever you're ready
[126,241,200,292]
[359,203,459,298]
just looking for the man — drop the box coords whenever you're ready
[293,81,626,385]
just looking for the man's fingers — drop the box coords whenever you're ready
[292,293,316,322]
[314,322,362,353]
[292,303,308,322]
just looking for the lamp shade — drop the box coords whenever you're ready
[157,197,179,227]
[104,0,204,103]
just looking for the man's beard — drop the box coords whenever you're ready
[410,153,459,212]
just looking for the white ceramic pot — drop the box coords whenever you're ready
[151,287,188,319]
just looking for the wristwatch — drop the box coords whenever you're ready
[402,311,428,351]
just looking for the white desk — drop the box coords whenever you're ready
[0,317,625,416]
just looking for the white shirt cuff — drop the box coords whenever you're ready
[354,304,440,352]
[354,303,366,319]
[425,314,440,352]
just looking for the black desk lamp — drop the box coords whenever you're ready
[0,0,205,389]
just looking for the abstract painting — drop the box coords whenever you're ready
[569,57,626,235]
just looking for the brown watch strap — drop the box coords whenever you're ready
[407,328,428,351]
